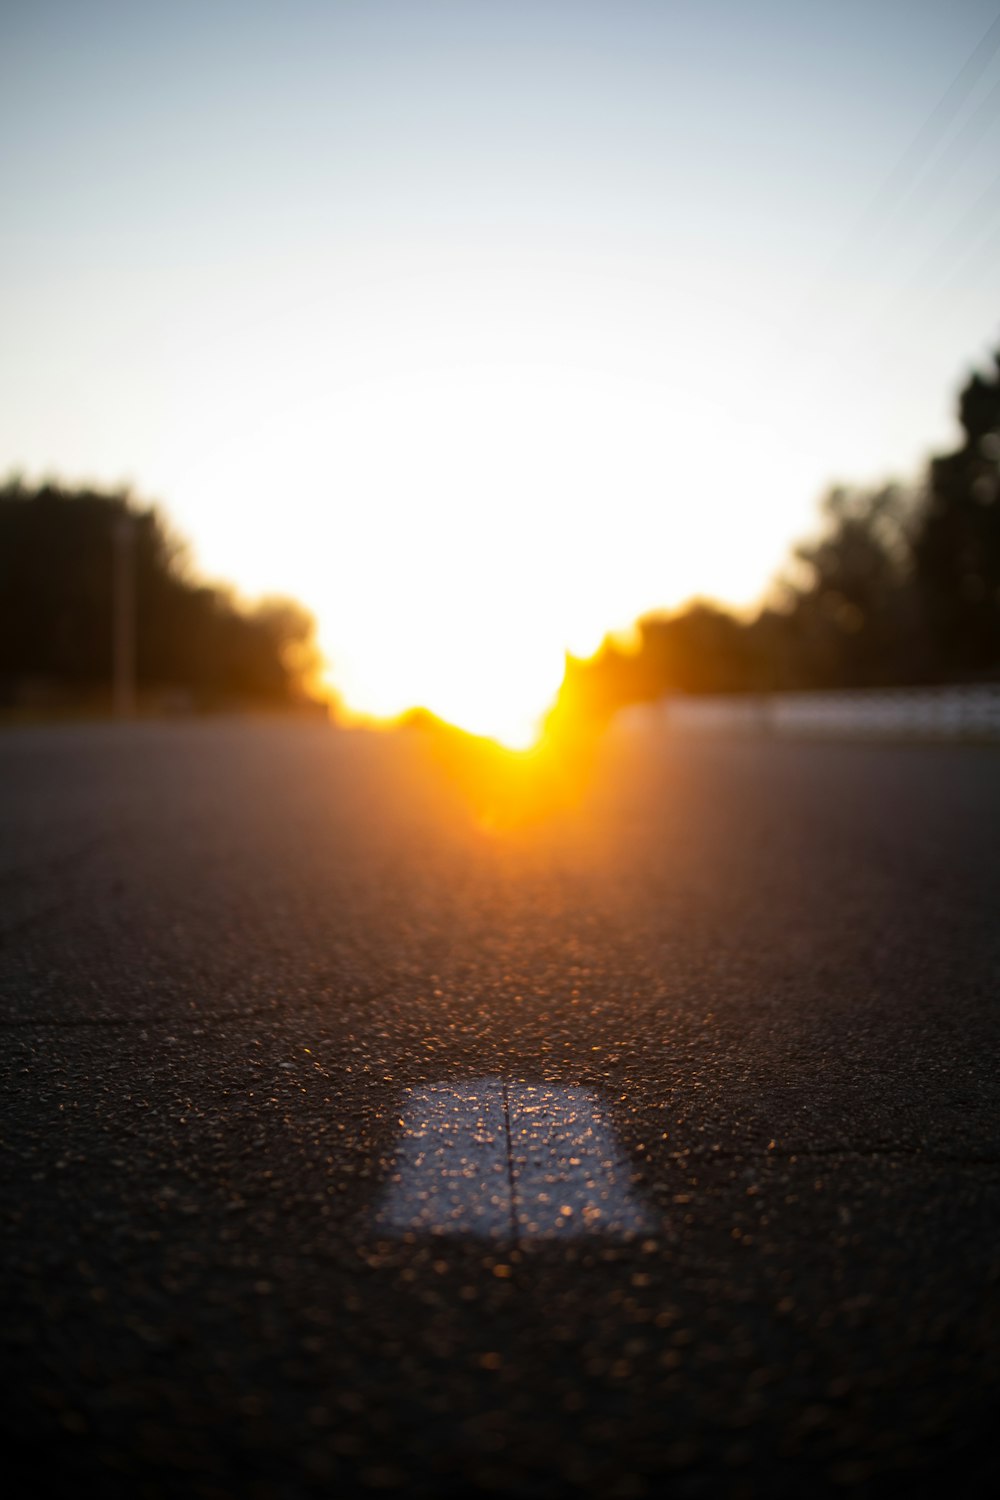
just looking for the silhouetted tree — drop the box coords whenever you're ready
[912,349,1000,676]
[771,484,920,688]
[545,346,1000,723]
[0,478,321,710]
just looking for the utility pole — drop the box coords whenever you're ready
[112,512,136,718]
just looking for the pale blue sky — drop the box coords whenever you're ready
[2,0,999,734]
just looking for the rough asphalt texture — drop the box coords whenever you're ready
[1,719,998,1499]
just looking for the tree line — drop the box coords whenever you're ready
[3,342,997,723]
[0,481,320,712]
[549,344,1000,731]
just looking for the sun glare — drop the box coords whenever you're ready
[162,262,812,747]
[301,365,679,747]
[338,623,566,750]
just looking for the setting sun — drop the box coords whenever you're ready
[160,310,816,745]
[3,0,996,744]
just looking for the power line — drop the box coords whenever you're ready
[854,9,1000,240]
[800,8,1000,320]
[887,72,1000,236]
[848,166,1000,369]
[919,167,1000,290]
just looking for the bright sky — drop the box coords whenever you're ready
[3,0,999,744]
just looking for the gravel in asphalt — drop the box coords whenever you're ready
[1,718,998,1498]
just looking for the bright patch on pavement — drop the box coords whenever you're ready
[375,1080,513,1239]
[375,1077,655,1241]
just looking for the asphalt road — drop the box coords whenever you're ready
[1,718,998,1499]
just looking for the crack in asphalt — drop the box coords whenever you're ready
[501,1077,520,1246]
